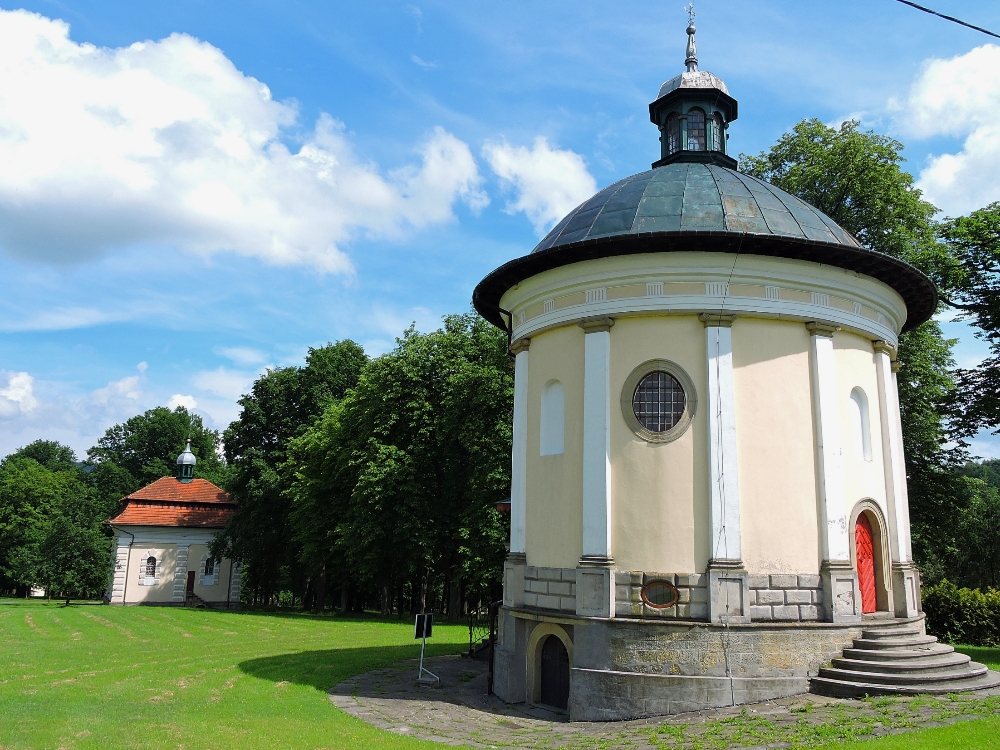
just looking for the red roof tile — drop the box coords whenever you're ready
[108,477,236,528]
[127,477,232,503]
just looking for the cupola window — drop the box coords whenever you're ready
[666,114,680,155]
[686,108,705,151]
[711,114,723,151]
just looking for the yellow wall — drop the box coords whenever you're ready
[525,324,584,568]
[189,544,233,602]
[834,331,889,520]
[124,545,177,604]
[732,319,821,573]
[609,315,707,573]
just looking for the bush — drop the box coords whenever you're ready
[922,579,1000,646]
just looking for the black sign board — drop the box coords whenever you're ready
[414,613,433,639]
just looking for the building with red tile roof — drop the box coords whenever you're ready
[106,441,242,608]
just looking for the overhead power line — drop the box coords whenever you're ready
[894,0,1000,40]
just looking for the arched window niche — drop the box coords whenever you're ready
[540,379,565,456]
[849,387,873,462]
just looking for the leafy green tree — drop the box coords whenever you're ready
[286,314,511,618]
[86,406,225,506]
[217,340,368,606]
[0,454,112,601]
[742,119,970,583]
[10,440,79,472]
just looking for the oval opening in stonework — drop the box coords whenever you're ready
[640,580,679,609]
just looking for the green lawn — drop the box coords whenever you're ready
[0,599,467,750]
[3,600,1000,750]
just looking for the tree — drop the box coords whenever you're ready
[0,454,112,601]
[87,406,225,506]
[217,340,368,606]
[286,313,512,618]
[742,119,970,583]
[10,440,79,472]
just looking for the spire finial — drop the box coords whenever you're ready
[684,3,698,72]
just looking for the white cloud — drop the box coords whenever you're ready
[168,393,197,410]
[483,137,596,235]
[192,366,255,401]
[412,55,437,69]
[218,347,267,366]
[0,306,128,332]
[0,10,486,270]
[136,361,148,373]
[0,372,38,418]
[89,375,143,408]
[893,44,1000,216]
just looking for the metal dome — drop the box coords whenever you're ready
[176,439,197,467]
[472,162,937,333]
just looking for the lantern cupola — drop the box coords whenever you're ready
[649,8,738,169]
[176,439,196,483]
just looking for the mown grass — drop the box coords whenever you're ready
[0,599,467,750]
[816,715,1000,749]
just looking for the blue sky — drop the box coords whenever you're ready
[0,0,999,458]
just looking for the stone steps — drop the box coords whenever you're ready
[811,622,1000,698]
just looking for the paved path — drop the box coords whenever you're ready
[330,655,1000,749]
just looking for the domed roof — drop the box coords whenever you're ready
[472,162,937,332]
[533,163,860,253]
[176,439,196,467]
[657,70,729,98]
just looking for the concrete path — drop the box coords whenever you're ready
[329,654,1000,748]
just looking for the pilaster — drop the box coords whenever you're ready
[706,559,750,623]
[808,323,859,622]
[510,338,530,556]
[503,552,527,607]
[172,544,190,604]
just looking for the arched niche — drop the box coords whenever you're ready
[540,379,565,456]
[526,622,573,710]
[849,387,873,462]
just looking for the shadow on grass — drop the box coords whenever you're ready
[238,644,465,693]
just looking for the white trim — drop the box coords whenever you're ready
[875,352,912,563]
[582,328,613,559]
[585,288,607,303]
[706,324,741,560]
[809,329,850,561]
[510,349,529,555]
[501,253,905,345]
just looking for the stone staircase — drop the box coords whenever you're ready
[812,624,1000,697]
[185,591,208,608]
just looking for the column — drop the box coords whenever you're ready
[700,313,749,623]
[874,342,920,617]
[807,323,861,623]
[504,338,529,608]
[109,535,131,605]
[577,317,615,618]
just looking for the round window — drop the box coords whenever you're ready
[620,360,696,444]
[641,580,679,609]
[632,371,686,432]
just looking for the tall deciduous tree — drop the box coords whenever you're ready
[217,340,368,605]
[285,313,511,618]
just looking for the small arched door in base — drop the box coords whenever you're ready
[856,514,877,614]
[540,635,570,709]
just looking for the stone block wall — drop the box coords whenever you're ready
[614,571,709,620]
[523,566,576,613]
[747,574,823,622]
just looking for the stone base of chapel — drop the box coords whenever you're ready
[495,607,927,721]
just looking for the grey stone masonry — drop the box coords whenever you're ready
[523,566,576,613]
[748,574,823,622]
[614,571,709,620]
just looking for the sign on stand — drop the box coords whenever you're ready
[414,613,439,685]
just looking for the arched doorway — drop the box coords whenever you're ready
[539,635,570,709]
[856,514,877,614]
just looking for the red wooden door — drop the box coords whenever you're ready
[856,514,877,614]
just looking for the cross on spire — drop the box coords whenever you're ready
[684,4,698,72]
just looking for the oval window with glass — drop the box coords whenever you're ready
[641,580,680,609]
[621,360,696,443]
